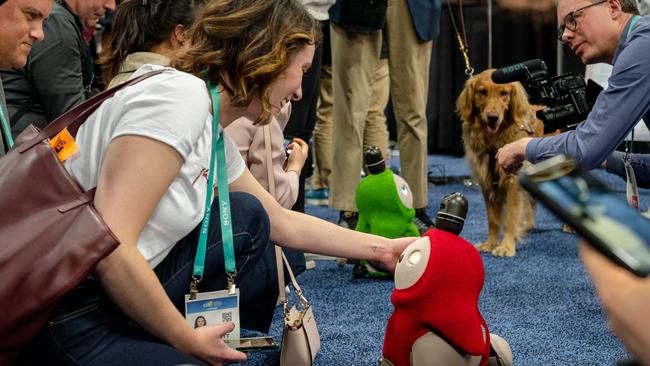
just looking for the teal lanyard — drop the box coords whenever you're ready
[624,16,641,155]
[0,105,14,149]
[190,82,237,299]
[627,15,641,38]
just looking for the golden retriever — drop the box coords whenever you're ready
[456,69,544,257]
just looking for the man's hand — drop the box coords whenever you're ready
[496,137,532,174]
[579,241,650,366]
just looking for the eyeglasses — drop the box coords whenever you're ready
[556,0,606,42]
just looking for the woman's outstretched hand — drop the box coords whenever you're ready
[370,236,419,274]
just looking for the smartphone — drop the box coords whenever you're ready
[518,154,650,277]
[283,138,293,157]
[224,336,279,351]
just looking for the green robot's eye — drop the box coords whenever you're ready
[400,184,409,195]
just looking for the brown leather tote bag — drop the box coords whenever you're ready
[0,70,163,363]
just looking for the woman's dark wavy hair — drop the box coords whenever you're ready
[172,0,322,125]
[99,0,207,85]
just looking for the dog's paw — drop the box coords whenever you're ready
[492,245,516,257]
[476,241,497,252]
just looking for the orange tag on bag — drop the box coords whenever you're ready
[49,128,78,162]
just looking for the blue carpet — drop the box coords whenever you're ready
[242,155,643,365]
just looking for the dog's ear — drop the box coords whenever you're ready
[508,81,533,122]
[456,77,476,122]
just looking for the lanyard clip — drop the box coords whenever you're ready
[227,272,237,296]
[189,276,200,300]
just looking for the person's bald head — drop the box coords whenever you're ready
[0,0,52,70]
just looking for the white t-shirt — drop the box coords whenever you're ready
[65,65,246,268]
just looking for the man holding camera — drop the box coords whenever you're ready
[0,0,52,156]
[497,0,650,176]
[498,1,650,363]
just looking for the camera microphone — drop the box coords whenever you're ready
[491,59,547,84]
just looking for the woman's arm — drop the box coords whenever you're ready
[92,135,246,364]
[229,168,416,272]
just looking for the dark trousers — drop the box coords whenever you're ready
[22,192,283,365]
[284,21,326,212]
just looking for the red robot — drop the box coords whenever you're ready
[380,193,512,366]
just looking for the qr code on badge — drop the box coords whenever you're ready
[222,311,232,323]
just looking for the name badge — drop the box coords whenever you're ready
[184,289,240,339]
[49,128,78,162]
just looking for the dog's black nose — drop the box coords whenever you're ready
[487,114,499,125]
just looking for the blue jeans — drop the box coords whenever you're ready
[22,192,276,365]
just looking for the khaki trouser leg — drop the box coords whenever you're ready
[386,0,432,209]
[311,65,333,190]
[329,23,382,212]
[363,58,390,163]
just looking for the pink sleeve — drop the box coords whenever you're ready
[224,104,299,209]
[225,117,255,164]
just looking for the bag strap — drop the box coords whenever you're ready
[18,70,165,153]
[262,125,305,306]
[275,234,304,305]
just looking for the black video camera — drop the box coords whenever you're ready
[491,59,603,134]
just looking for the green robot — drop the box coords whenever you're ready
[354,146,419,278]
